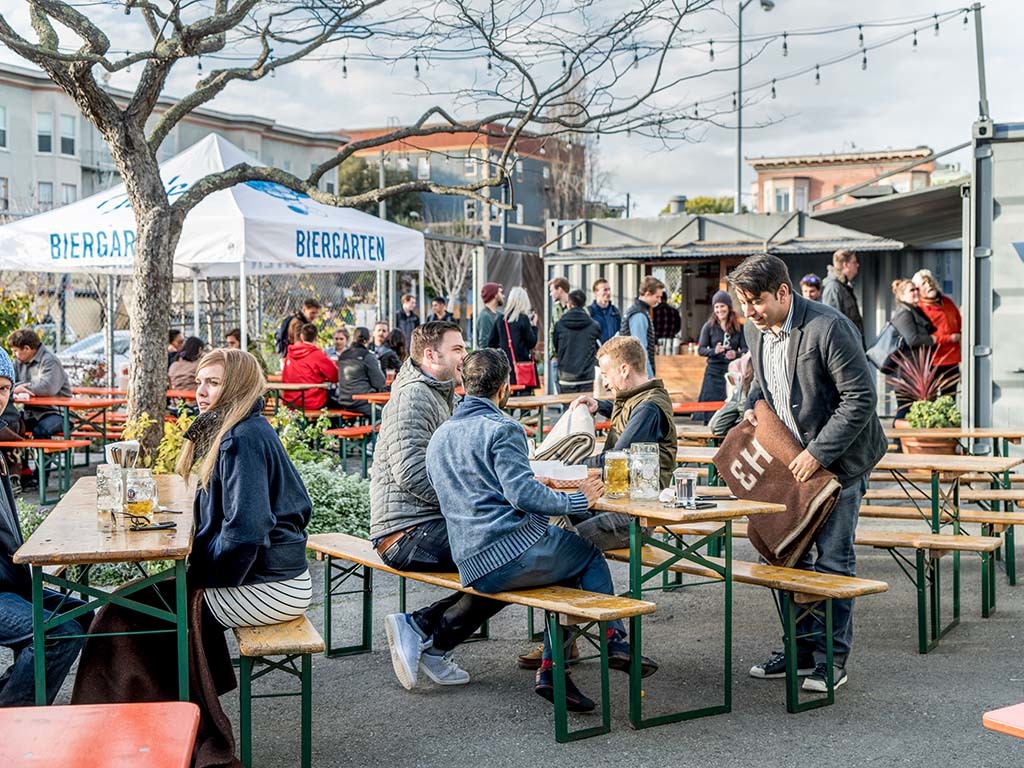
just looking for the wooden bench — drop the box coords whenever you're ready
[663,520,1001,654]
[0,439,92,504]
[983,701,1024,740]
[870,471,1024,485]
[604,543,886,713]
[863,487,1024,505]
[233,617,325,768]
[323,425,376,478]
[307,532,656,743]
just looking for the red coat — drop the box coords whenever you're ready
[281,342,338,410]
[918,297,962,367]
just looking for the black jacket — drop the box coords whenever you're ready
[821,273,864,339]
[891,303,936,350]
[337,344,387,403]
[744,294,886,485]
[0,467,28,597]
[488,313,538,385]
[698,320,749,369]
[553,307,601,382]
[189,403,311,588]
[621,298,657,375]
[395,310,420,343]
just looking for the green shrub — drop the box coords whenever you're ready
[295,459,370,538]
[907,395,961,429]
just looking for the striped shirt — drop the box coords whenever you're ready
[760,301,803,444]
[204,570,312,629]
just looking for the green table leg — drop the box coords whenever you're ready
[36,448,49,506]
[174,559,189,701]
[31,565,46,705]
[239,656,253,768]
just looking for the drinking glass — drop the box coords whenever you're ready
[603,451,629,498]
[122,468,157,528]
[629,443,660,500]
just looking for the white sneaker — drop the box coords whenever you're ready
[384,613,427,690]
[419,650,471,686]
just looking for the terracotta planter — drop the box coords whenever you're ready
[893,419,960,455]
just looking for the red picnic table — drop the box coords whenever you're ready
[19,395,126,445]
[0,702,200,767]
[983,701,1024,740]
[0,439,92,504]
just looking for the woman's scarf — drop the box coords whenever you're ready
[182,408,225,461]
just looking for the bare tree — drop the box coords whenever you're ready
[423,230,475,311]
[0,0,719,452]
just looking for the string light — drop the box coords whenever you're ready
[731,91,737,110]
[487,53,492,72]
[770,78,776,99]
[857,24,864,48]
[342,55,348,79]
[814,64,820,85]
[912,29,918,51]
[963,9,970,29]
[125,50,131,73]
[633,43,639,70]
[861,50,867,70]
[414,55,420,77]
[693,103,699,118]
[781,32,788,56]
[709,40,715,62]
[561,52,566,71]
[934,13,940,35]
[197,55,203,74]
[269,55,275,78]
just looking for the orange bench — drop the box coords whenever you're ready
[984,701,1024,740]
[324,425,376,478]
[0,439,91,504]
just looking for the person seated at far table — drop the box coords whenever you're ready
[325,327,349,361]
[0,347,89,705]
[374,330,404,376]
[225,327,269,374]
[281,324,340,411]
[335,327,386,417]
[7,328,72,439]
[426,349,658,713]
[572,335,677,551]
[168,336,205,391]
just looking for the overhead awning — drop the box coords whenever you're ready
[811,181,965,245]
[544,235,901,262]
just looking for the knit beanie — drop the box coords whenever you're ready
[0,348,13,384]
[481,282,502,303]
[711,290,733,309]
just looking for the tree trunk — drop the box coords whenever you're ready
[109,136,181,460]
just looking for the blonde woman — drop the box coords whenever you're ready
[177,348,313,627]
[486,286,538,392]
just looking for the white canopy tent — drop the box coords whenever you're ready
[0,133,425,352]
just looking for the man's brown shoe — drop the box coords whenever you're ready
[517,640,579,670]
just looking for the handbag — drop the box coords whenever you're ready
[866,321,905,374]
[504,317,539,388]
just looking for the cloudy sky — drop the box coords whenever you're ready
[1,1,1020,217]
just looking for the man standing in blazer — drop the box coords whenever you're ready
[728,254,886,694]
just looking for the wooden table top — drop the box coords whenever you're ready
[351,392,392,403]
[0,701,200,767]
[13,475,196,566]
[266,381,333,392]
[679,426,1024,443]
[592,495,784,525]
[508,390,688,409]
[983,702,1024,740]
[21,396,126,409]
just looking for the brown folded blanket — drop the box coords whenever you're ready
[713,400,841,567]
[72,582,240,768]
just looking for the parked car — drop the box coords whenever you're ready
[34,322,77,351]
[57,331,130,386]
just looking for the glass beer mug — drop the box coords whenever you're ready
[122,468,157,528]
[603,451,629,499]
[629,443,660,500]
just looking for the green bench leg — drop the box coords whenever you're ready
[301,653,313,768]
[981,549,996,618]
[915,550,960,654]
[526,607,543,641]
[398,576,407,614]
[782,593,834,713]
[547,613,610,743]
[239,656,253,768]
[323,556,373,657]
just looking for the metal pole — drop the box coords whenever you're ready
[379,151,389,326]
[239,260,248,348]
[972,2,990,120]
[735,0,744,214]
[105,275,115,389]
[418,270,426,323]
[625,192,630,218]
[191,273,200,337]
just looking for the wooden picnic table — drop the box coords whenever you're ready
[0,701,200,767]
[13,474,196,705]
[20,395,126,447]
[0,439,92,505]
[983,701,1024,740]
[680,425,1024,447]
[594,494,784,729]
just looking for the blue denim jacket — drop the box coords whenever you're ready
[426,396,589,585]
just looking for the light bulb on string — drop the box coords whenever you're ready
[693,103,699,118]
[934,13,940,36]
[912,30,918,52]
[858,24,863,48]
[125,50,131,73]
[963,10,969,30]
[269,55,275,78]
[414,55,420,78]
[709,41,715,62]
[781,32,788,57]
[770,78,776,99]
[197,55,203,74]
[487,53,492,72]
[861,51,867,71]
[342,55,348,79]
[633,43,639,69]
[561,52,567,71]
[814,64,820,86]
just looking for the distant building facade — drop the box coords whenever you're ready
[748,147,937,214]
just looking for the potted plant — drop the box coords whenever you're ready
[886,348,961,454]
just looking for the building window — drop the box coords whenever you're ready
[283,159,292,173]
[417,156,430,180]
[61,183,77,205]
[59,114,75,155]
[325,181,335,195]
[515,160,524,183]
[0,177,8,210]
[488,203,500,221]
[516,203,524,224]
[37,112,52,153]
[0,106,6,148]
[37,181,53,211]
[542,165,550,180]
[774,187,790,213]
[464,155,476,177]
[397,157,409,172]
[464,199,476,220]
[794,186,807,212]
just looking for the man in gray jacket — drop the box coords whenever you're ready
[729,254,886,695]
[820,249,864,341]
[369,321,504,691]
[7,329,72,438]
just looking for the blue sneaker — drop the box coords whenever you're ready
[384,613,428,690]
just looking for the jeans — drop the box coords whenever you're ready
[469,525,624,661]
[574,512,632,551]
[0,589,87,706]
[25,413,63,439]
[378,520,505,653]
[791,475,866,666]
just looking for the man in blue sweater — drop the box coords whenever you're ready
[426,349,657,712]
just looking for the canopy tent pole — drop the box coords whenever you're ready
[191,273,200,337]
[105,275,115,390]
[418,270,426,324]
[239,257,248,349]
